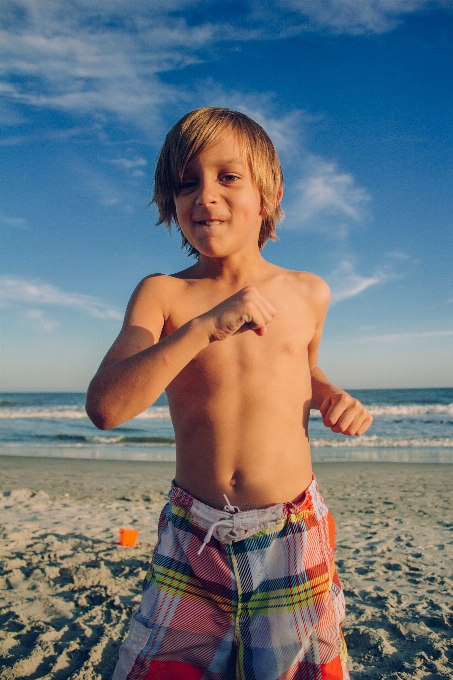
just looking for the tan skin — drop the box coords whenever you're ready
[86,132,372,510]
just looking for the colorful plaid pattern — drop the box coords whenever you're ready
[112,477,349,680]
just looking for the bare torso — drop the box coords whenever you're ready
[86,128,373,508]
[160,265,320,508]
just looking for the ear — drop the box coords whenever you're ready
[276,185,283,205]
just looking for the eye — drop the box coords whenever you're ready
[221,174,240,183]
[178,179,197,193]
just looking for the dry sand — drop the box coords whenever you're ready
[0,456,452,679]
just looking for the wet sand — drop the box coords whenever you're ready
[0,456,452,679]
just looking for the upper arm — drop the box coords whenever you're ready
[305,275,330,371]
[97,275,168,372]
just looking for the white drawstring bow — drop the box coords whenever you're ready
[195,494,282,555]
[197,495,242,555]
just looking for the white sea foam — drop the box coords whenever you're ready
[367,403,453,416]
[0,406,171,419]
[310,403,453,418]
[134,407,171,419]
[311,436,453,448]
[3,403,451,420]
[0,406,88,419]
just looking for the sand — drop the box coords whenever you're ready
[0,456,452,679]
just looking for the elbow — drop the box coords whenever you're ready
[85,403,116,430]
[85,383,118,430]
[88,412,115,430]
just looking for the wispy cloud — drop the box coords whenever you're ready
[358,330,453,343]
[192,83,307,154]
[285,155,371,234]
[327,260,389,303]
[0,276,122,320]
[0,127,83,147]
[183,84,371,239]
[108,157,147,170]
[0,212,27,229]
[71,161,132,209]
[1,0,448,135]
[301,158,370,221]
[386,251,412,261]
[280,0,441,34]
[106,156,148,177]
[20,309,60,332]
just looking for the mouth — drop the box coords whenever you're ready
[194,220,224,226]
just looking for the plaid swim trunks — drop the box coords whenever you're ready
[113,476,349,680]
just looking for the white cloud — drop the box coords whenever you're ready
[299,156,370,222]
[0,212,27,228]
[283,155,371,235]
[1,0,447,134]
[71,161,130,208]
[387,251,412,260]
[358,330,453,342]
[21,309,60,332]
[1,9,184,131]
[0,276,122,320]
[0,127,83,146]
[193,84,306,154]
[106,156,148,176]
[327,260,387,303]
[185,83,371,238]
[280,0,439,34]
[108,157,148,170]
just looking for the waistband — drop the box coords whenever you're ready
[169,476,320,552]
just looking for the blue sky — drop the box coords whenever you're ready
[1,0,452,391]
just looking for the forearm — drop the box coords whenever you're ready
[86,317,209,429]
[310,366,345,410]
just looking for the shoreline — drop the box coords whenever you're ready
[1,444,452,464]
[1,457,452,679]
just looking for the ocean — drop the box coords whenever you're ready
[0,388,452,463]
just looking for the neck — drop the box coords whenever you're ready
[193,250,271,287]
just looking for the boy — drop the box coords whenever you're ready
[86,107,372,680]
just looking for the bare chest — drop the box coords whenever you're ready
[163,285,316,380]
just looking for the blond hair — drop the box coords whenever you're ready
[152,107,284,257]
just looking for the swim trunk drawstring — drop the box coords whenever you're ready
[197,494,240,555]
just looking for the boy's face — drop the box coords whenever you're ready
[174,131,264,259]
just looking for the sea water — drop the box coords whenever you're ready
[0,389,452,463]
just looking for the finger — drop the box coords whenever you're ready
[241,303,274,331]
[355,414,373,436]
[329,409,357,434]
[333,410,372,436]
[234,315,266,335]
[252,293,277,319]
[320,396,332,419]
[323,399,348,427]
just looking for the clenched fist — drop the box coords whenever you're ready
[320,392,373,436]
[200,286,277,342]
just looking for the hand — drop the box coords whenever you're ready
[320,392,373,436]
[201,286,277,342]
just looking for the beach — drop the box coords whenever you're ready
[1,456,452,679]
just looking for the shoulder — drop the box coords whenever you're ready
[125,273,181,324]
[284,270,330,303]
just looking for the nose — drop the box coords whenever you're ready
[195,179,218,206]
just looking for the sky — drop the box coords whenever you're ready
[1,0,452,392]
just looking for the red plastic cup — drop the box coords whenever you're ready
[119,528,140,547]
